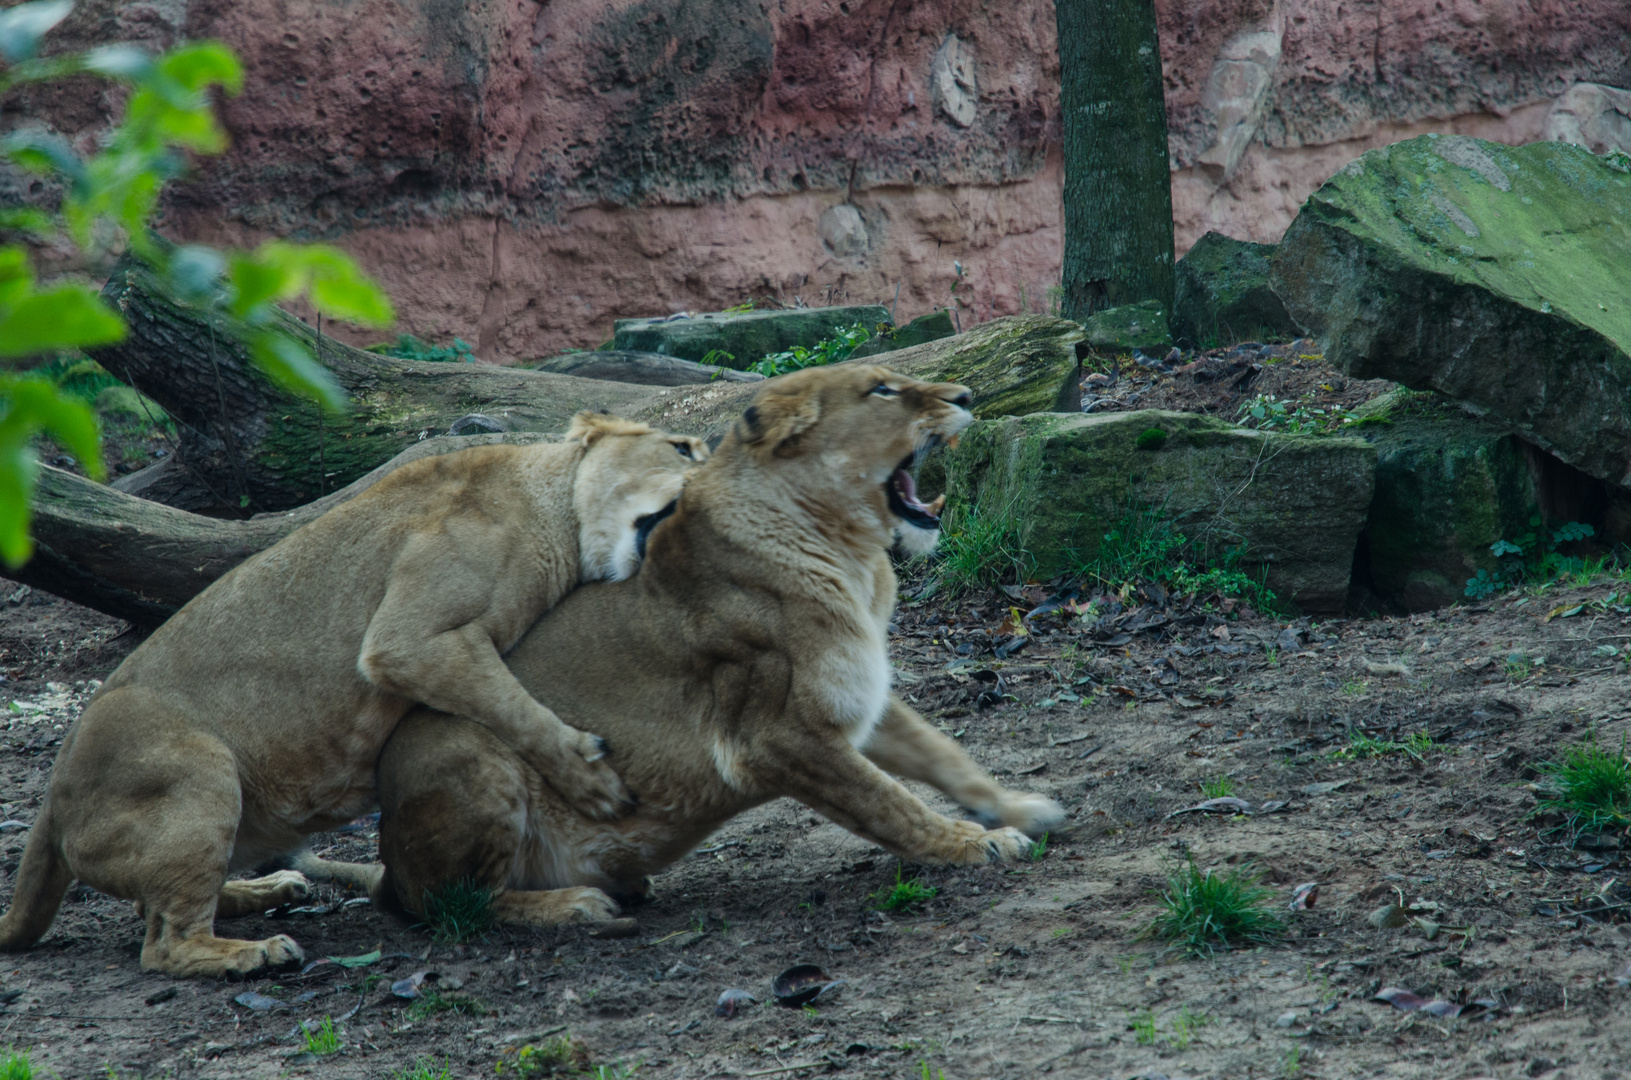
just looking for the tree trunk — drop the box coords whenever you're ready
[8,433,554,625]
[90,253,659,514]
[1055,0,1176,322]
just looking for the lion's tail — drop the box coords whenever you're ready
[0,803,71,951]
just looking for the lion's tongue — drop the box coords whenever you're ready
[892,468,945,516]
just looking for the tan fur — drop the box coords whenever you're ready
[0,418,705,976]
[306,365,1065,927]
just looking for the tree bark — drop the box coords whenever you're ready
[7,433,554,625]
[90,253,659,513]
[1055,0,1176,322]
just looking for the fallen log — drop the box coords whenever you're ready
[9,433,553,625]
[90,253,657,513]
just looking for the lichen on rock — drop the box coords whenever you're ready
[1270,134,1631,491]
[942,409,1376,612]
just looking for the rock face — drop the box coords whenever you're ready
[1353,392,1540,612]
[1544,83,1631,157]
[944,410,1375,612]
[17,1,1630,358]
[611,306,891,368]
[1171,232,1297,346]
[1271,135,1631,491]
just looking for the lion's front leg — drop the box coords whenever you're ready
[752,732,1030,866]
[862,695,1065,838]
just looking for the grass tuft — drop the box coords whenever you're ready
[421,878,495,944]
[407,988,488,1022]
[1328,729,1434,763]
[1533,734,1631,838]
[498,1034,589,1076]
[393,1060,453,1080]
[0,1049,30,1080]
[1028,832,1050,861]
[303,1015,341,1055]
[1141,859,1283,957]
[1200,775,1234,799]
[871,864,938,912]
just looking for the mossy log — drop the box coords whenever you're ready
[90,252,656,513]
[7,434,553,625]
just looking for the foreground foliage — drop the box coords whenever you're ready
[1534,735,1631,839]
[1142,859,1283,957]
[0,1,392,564]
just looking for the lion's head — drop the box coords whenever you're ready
[725,363,974,555]
[568,412,709,582]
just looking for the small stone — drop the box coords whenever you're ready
[1275,1010,1300,1028]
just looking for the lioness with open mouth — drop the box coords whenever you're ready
[0,415,705,976]
[307,364,1065,926]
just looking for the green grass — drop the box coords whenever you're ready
[1170,1006,1211,1050]
[932,491,1033,594]
[499,1034,583,1077]
[1028,832,1050,861]
[871,865,938,912]
[1328,729,1435,763]
[367,333,476,363]
[407,988,488,1022]
[1201,775,1234,799]
[393,1060,454,1080]
[421,878,495,944]
[1141,859,1283,957]
[0,1049,30,1080]
[1082,501,1280,613]
[303,1015,341,1055]
[1533,735,1631,838]
[1130,1009,1158,1045]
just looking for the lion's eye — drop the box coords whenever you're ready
[673,442,694,459]
[869,384,899,398]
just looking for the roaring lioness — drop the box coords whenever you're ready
[0,415,705,976]
[309,364,1065,926]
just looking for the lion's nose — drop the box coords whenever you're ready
[950,391,973,408]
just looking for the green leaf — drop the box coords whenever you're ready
[247,330,346,413]
[166,244,225,303]
[157,41,242,95]
[0,207,53,238]
[0,285,126,357]
[2,129,86,188]
[0,0,73,64]
[0,246,33,307]
[310,275,393,327]
[330,949,382,969]
[227,254,293,318]
[0,440,38,568]
[5,378,103,481]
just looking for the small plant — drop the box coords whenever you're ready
[931,488,1034,593]
[1141,859,1283,957]
[499,1035,587,1077]
[408,988,488,1022]
[1235,394,1358,435]
[421,878,495,944]
[1466,517,1599,597]
[748,323,871,377]
[303,1015,341,1055]
[919,1063,945,1080]
[0,1049,30,1080]
[1505,656,1533,683]
[1329,729,1434,763]
[1028,831,1050,861]
[871,864,938,912]
[1169,1006,1210,1050]
[1130,1009,1158,1045]
[1533,734,1631,838]
[393,1059,453,1080]
[368,333,475,363]
[1283,1045,1302,1077]
[1200,775,1233,799]
[698,348,736,368]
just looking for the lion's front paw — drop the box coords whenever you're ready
[980,826,1031,863]
[936,820,1029,866]
[996,793,1067,838]
[532,726,635,821]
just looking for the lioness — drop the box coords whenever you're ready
[0,415,706,976]
[308,364,1065,926]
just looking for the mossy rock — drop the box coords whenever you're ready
[848,309,956,360]
[1171,232,1300,347]
[612,305,891,369]
[1079,300,1173,353]
[942,409,1376,612]
[1353,389,1539,611]
[1271,135,1631,491]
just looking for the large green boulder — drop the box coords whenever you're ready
[1172,232,1300,347]
[1078,300,1173,353]
[1354,391,1540,611]
[612,305,890,369]
[943,410,1376,612]
[1271,135,1631,491]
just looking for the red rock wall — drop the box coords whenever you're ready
[15,0,1631,360]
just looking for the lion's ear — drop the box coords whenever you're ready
[737,387,821,451]
[567,411,651,447]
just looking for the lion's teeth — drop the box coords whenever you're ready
[925,494,945,515]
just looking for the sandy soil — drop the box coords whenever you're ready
[0,569,1627,1080]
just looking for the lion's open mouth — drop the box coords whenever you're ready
[887,454,946,530]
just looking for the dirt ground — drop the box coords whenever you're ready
[0,566,1628,1080]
